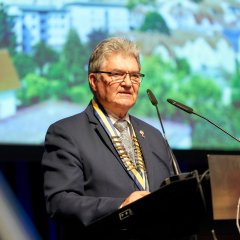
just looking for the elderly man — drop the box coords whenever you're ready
[42,37,175,239]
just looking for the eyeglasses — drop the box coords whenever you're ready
[92,71,145,83]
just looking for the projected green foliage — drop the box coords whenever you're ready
[126,0,157,10]
[13,53,37,78]
[231,65,240,107]
[2,1,239,149]
[133,53,240,149]
[140,12,170,35]
[33,41,58,76]
[192,107,240,149]
[0,3,16,54]
[62,29,89,86]
[13,27,239,149]
[18,74,50,105]
[16,28,91,106]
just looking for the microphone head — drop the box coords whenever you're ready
[167,98,193,114]
[146,89,158,106]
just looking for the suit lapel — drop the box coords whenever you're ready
[85,104,137,182]
[85,104,119,159]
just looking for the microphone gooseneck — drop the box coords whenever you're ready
[167,98,240,143]
[146,89,180,175]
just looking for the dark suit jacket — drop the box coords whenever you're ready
[42,102,174,239]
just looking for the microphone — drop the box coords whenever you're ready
[167,98,240,143]
[147,89,180,175]
[167,99,193,114]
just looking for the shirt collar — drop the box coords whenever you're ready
[105,109,130,125]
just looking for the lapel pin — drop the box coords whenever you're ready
[139,130,145,138]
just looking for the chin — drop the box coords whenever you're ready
[116,100,135,109]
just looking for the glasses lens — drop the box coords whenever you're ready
[111,72,125,81]
[131,73,141,81]
[107,72,143,83]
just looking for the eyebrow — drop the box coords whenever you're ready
[106,69,140,72]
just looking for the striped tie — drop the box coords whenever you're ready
[114,120,136,165]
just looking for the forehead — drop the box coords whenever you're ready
[102,53,139,70]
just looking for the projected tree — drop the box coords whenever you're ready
[140,11,170,35]
[33,41,58,76]
[0,3,16,54]
[62,29,89,86]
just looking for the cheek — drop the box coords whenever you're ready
[96,83,112,99]
[133,85,139,96]
[106,88,118,100]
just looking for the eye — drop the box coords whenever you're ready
[131,73,140,79]
[111,72,125,78]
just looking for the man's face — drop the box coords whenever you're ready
[89,53,141,118]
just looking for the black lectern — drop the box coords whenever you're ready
[87,171,207,239]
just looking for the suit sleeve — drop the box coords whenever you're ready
[42,122,124,226]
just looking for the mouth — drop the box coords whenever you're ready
[118,91,132,95]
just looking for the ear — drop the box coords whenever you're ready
[89,73,98,92]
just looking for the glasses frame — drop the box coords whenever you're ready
[92,71,145,83]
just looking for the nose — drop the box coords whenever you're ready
[122,73,132,86]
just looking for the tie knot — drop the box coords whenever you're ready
[114,120,129,133]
